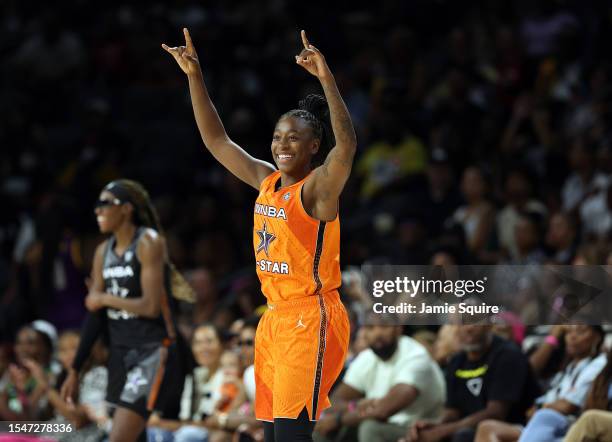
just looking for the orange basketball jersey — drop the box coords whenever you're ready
[253,170,341,302]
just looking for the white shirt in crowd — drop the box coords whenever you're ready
[80,365,108,419]
[580,189,612,238]
[562,173,609,212]
[179,366,225,421]
[537,353,607,406]
[243,365,256,403]
[343,336,446,426]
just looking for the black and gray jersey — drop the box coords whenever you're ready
[102,227,168,348]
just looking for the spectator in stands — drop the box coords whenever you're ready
[579,183,612,240]
[528,325,567,379]
[510,211,547,264]
[564,348,612,442]
[451,166,496,260]
[497,169,547,261]
[203,318,263,441]
[356,97,426,202]
[314,324,445,442]
[475,324,606,442]
[237,317,258,403]
[213,350,245,414]
[562,138,609,213]
[27,330,109,442]
[546,212,578,264]
[407,325,540,442]
[0,322,56,421]
[147,323,227,442]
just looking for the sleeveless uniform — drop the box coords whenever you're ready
[253,171,350,421]
[103,227,184,419]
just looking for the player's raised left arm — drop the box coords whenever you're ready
[296,31,357,220]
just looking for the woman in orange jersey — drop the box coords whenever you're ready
[163,28,356,441]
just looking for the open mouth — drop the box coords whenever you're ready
[277,154,295,163]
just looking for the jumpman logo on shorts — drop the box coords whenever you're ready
[295,314,306,329]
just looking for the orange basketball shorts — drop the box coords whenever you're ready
[254,290,350,421]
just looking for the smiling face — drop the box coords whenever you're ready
[94,190,131,233]
[271,116,319,175]
[191,325,223,369]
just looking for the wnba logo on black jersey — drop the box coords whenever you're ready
[103,265,134,278]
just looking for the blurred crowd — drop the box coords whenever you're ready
[1,0,612,440]
[3,318,612,441]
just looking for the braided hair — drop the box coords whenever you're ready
[281,94,335,167]
[103,179,195,303]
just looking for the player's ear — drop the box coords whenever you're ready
[122,202,134,219]
[311,139,320,156]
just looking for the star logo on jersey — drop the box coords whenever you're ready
[110,279,129,298]
[124,367,148,394]
[256,221,276,257]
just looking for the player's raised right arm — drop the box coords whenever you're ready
[162,28,275,190]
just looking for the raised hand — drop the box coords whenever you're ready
[22,359,48,391]
[295,30,332,79]
[162,28,200,75]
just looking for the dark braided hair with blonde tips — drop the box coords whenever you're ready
[104,179,195,303]
[281,94,335,168]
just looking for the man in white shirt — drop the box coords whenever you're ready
[314,325,446,442]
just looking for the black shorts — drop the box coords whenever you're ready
[107,342,185,419]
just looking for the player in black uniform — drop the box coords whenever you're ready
[60,179,193,442]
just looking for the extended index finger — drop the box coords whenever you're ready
[184,28,194,49]
[301,29,310,49]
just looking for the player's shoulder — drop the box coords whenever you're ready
[94,239,110,258]
[138,227,166,251]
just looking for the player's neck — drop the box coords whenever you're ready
[114,223,137,251]
[280,167,311,188]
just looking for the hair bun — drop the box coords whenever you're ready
[298,94,329,122]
